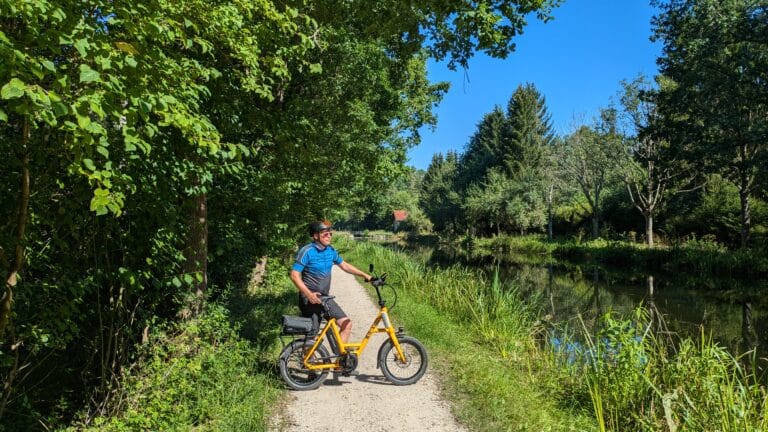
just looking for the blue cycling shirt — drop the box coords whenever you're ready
[292,242,344,295]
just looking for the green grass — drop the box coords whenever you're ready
[339,237,768,431]
[547,310,768,432]
[338,237,594,431]
[68,260,296,432]
[73,234,767,431]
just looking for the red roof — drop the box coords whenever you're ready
[393,210,408,221]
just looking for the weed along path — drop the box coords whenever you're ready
[273,266,466,432]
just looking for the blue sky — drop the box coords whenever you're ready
[408,1,662,170]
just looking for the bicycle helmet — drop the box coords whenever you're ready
[308,219,333,236]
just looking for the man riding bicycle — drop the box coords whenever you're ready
[290,220,372,343]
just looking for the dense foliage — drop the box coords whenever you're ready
[0,0,561,428]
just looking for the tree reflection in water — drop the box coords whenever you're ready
[388,240,768,363]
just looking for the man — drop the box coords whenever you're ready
[290,220,371,343]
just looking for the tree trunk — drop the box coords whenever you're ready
[741,301,756,353]
[591,188,600,239]
[739,175,751,249]
[180,192,208,318]
[1,119,30,335]
[645,212,654,248]
[547,184,554,241]
[0,119,31,418]
[591,214,599,239]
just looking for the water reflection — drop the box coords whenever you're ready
[390,241,767,360]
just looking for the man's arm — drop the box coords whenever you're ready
[337,261,372,282]
[290,270,321,304]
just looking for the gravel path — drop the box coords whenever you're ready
[272,266,466,432]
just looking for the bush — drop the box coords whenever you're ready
[74,302,283,432]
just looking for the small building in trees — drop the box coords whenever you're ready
[392,210,408,232]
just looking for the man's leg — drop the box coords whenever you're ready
[337,317,352,343]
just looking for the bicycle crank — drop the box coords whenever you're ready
[339,352,358,374]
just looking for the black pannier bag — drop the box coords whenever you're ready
[282,315,314,335]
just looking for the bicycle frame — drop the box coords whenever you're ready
[303,304,406,371]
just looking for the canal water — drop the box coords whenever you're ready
[393,241,767,360]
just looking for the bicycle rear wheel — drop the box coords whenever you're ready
[279,340,330,390]
[378,336,428,385]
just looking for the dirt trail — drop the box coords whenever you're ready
[272,266,466,432]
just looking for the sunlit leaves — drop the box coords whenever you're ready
[1,78,25,99]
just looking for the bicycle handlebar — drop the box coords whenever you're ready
[368,265,394,308]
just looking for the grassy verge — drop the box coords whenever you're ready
[339,237,768,431]
[544,309,768,431]
[337,237,594,431]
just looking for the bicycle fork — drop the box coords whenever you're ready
[372,307,408,365]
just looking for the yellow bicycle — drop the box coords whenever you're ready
[279,266,428,390]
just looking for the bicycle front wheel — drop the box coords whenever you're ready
[279,340,329,391]
[378,336,428,385]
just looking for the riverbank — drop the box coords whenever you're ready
[404,233,768,280]
[341,237,768,431]
[339,237,594,430]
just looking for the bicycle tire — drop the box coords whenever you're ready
[279,339,330,390]
[378,336,428,385]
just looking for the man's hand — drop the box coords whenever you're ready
[306,291,322,305]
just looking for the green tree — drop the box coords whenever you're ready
[618,75,700,247]
[559,110,624,239]
[505,83,554,235]
[0,0,564,426]
[652,0,768,248]
[420,152,462,233]
[456,107,508,193]
[504,83,555,176]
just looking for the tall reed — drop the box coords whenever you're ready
[557,308,768,431]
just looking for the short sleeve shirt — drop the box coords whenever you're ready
[292,242,344,295]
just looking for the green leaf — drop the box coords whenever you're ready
[171,277,182,288]
[1,78,26,99]
[96,56,112,70]
[52,101,68,117]
[76,112,91,129]
[41,60,55,72]
[79,64,100,83]
[83,158,96,171]
[96,145,109,158]
[0,109,7,122]
[74,38,89,57]
[90,194,109,215]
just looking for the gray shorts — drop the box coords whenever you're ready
[298,293,347,325]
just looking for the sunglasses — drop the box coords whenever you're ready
[319,231,333,237]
